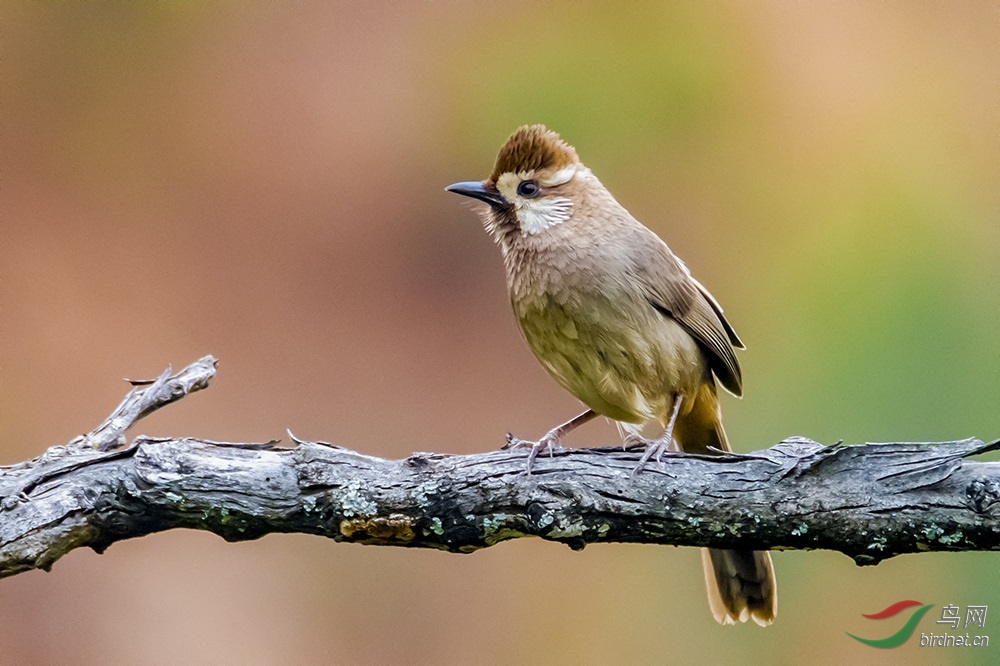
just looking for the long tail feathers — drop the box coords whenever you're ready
[702,548,777,626]
[675,382,778,626]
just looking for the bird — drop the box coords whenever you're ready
[444,124,776,626]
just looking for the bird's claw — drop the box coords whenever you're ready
[504,432,562,475]
[631,437,670,477]
[622,433,646,452]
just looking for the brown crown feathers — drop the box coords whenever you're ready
[489,124,579,183]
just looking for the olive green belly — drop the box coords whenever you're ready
[516,298,706,424]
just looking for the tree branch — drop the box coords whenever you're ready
[2,356,999,578]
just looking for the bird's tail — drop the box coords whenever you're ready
[674,382,777,626]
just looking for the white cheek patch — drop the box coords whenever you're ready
[517,196,573,235]
[495,171,575,235]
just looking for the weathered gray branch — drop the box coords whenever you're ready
[2,356,999,578]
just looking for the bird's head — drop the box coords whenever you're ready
[446,125,585,237]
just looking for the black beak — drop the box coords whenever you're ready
[445,181,508,209]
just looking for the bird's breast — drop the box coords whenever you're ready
[509,259,707,425]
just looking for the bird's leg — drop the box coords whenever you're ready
[632,394,683,476]
[505,409,597,475]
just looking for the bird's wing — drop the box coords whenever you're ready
[631,229,744,397]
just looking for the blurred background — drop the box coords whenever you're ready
[2,2,998,664]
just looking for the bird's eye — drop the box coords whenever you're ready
[516,180,541,198]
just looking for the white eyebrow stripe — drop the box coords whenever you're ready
[542,164,577,187]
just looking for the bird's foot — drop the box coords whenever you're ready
[622,432,647,452]
[631,395,683,477]
[630,435,678,477]
[504,431,562,475]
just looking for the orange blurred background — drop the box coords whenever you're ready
[2,2,998,664]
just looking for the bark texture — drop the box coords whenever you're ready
[2,356,998,578]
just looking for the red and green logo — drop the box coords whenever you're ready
[846,600,935,648]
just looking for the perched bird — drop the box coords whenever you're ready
[445,124,776,626]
